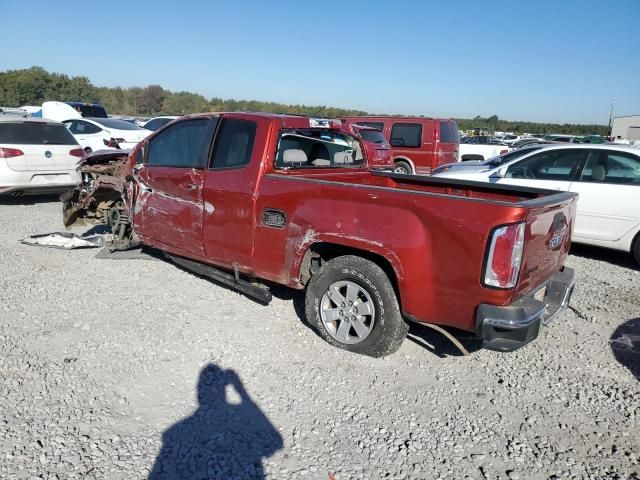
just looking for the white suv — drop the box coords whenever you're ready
[0,115,83,197]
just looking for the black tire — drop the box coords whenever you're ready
[305,255,408,357]
[393,160,412,175]
[633,235,640,266]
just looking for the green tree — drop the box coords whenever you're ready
[135,85,165,116]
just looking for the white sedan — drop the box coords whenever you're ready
[433,144,640,264]
[0,115,83,197]
[63,117,152,153]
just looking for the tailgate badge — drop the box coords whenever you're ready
[547,212,568,251]
[45,151,52,158]
[549,230,565,250]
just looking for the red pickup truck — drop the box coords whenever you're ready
[63,113,576,357]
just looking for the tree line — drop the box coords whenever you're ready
[454,115,607,136]
[0,67,607,135]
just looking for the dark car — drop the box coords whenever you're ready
[66,102,108,118]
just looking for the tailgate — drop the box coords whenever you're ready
[515,192,578,297]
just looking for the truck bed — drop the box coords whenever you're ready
[255,168,577,332]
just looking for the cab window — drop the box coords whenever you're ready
[146,119,209,167]
[209,119,257,169]
[275,129,364,169]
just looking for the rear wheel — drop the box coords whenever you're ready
[633,235,640,266]
[305,255,408,357]
[393,160,412,175]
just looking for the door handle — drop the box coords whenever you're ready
[182,183,198,191]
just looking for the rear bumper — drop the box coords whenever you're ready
[476,267,575,352]
[0,166,80,196]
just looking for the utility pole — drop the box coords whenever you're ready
[608,99,615,137]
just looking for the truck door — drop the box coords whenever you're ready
[202,116,263,273]
[134,117,212,257]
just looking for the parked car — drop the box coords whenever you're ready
[460,135,503,145]
[340,116,459,175]
[433,144,640,264]
[433,145,547,176]
[63,113,576,357]
[63,117,152,153]
[509,138,554,150]
[66,102,108,118]
[346,123,392,169]
[544,134,580,143]
[141,116,179,132]
[459,135,508,161]
[0,115,83,197]
[500,134,520,145]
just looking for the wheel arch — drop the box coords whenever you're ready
[393,156,416,173]
[298,242,403,306]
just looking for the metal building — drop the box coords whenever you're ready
[611,115,640,140]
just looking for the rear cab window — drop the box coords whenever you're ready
[390,123,422,148]
[275,129,364,169]
[0,121,78,145]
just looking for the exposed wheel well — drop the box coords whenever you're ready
[299,242,401,304]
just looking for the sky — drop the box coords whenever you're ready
[1,0,639,124]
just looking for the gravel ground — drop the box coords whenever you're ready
[0,196,638,480]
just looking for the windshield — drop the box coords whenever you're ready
[0,122,79,145]
[486,146,544,166]
[90,118,143,130]
[275,129,364,169]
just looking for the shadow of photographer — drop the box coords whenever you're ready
[149,364,283,479]
[610,317,640,381]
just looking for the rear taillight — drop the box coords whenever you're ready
[69,148,85,158]
[0,147,24,158]
[500,149,508,155]
[484,223,525,289]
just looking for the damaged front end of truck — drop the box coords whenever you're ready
[60,149,137,250]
